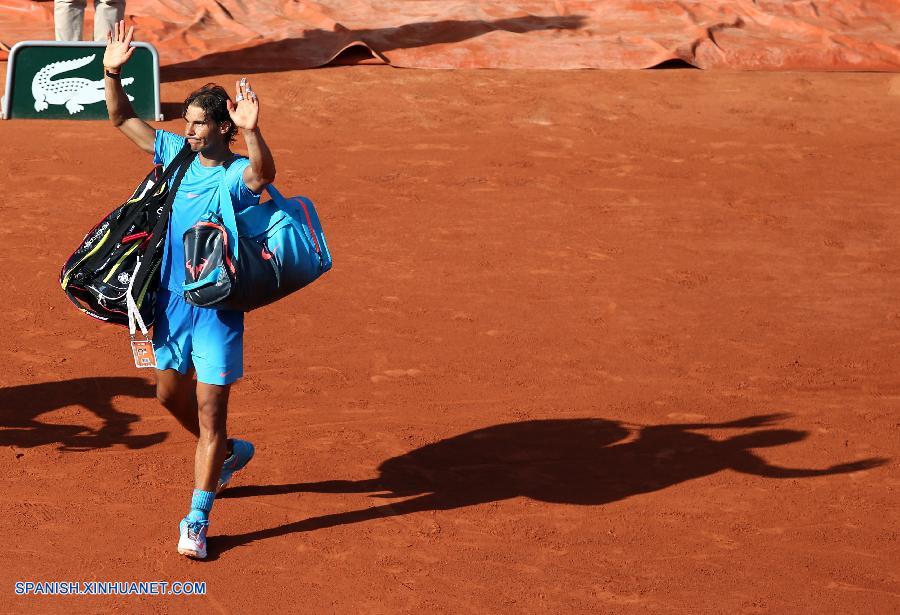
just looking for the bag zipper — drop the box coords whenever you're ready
[292,198,322,255]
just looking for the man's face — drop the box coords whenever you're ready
[183,104,228,152]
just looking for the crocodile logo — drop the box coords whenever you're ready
[32,54,135,115]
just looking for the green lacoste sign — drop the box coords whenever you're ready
[1,41,161,121]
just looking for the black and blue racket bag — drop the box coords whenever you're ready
[60,146,194,325]
[181,180,332,312]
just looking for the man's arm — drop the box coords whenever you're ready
[732,454,886,478]
[228,78,276,193]
[241,128,276,194]
[103,21,155,154]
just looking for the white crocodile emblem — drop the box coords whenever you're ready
[32,54,135,115]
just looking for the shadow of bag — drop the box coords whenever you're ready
[181,181,332,312]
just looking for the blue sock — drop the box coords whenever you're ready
[186,489,215,524]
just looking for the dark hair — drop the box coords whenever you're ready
[182,83,236,143]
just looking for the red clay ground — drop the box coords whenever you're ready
[0,66,899,614]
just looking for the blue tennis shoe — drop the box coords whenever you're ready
[217,438,255,494]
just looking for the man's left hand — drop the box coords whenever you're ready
[228,78,259,132]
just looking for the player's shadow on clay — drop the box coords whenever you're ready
[160,14,587,79]
[211,414,885,558]
[0,377,166,451]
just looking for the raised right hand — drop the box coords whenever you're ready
[103,20,136,72]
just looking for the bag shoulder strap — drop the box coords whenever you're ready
[148,142,195,247]
[156,142,196,189]
[131,143,197,294]
[215,154,250,265]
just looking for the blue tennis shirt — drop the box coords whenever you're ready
[154,130,260,292]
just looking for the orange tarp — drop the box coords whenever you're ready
[2,0,899,70]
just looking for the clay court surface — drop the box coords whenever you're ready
[1,65,899,613]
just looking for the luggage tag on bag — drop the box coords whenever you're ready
[126,259,156,369]
[130,335,157,369]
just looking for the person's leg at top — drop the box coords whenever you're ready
[54,0,87,41]
[92,0,125,42]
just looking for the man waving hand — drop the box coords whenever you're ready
[104,21,276,559]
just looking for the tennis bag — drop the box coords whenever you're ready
[60,146,195,326]
[181,179,332,312]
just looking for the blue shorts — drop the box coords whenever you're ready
[152,289,244,385]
